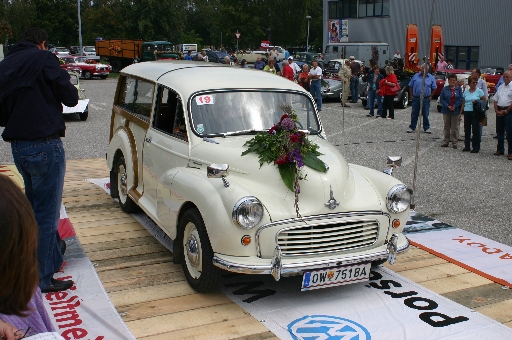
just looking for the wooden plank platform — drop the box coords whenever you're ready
[62,158,512,339]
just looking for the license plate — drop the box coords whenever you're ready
[301,263,371,291]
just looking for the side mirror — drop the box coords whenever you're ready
[207,164,229,187]
[383,156,402,176]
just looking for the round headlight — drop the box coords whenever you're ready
[386,184,412,213]
[232,196,263,229]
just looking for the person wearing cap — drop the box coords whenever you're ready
[349,56,360,103]
[288,56,301,80]
[308,59,323,111]
[254,56,265,70]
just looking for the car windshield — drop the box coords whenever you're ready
[155,44,172,52]
[190,91,321,136]
[75,57,87,63]
[327,61,343,70]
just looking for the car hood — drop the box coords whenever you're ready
[76,62,109,67]
[189,135,383,219]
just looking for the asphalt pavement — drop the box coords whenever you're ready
[0,78,510,246]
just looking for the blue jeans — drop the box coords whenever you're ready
[350,76,359,102]
[367,90,382,117]
[496,112,512,154]
[463,111,481,151]
[11,138,66,289]
[310,80,322,111]
[410,96,431,131]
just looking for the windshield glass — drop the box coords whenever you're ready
[84,47,95,52]
[327,60,343,70]
[155,44,172,52]
[75,57,87,63]
[190,91,320,136]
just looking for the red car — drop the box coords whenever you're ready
[60,56,111,79]
[433,69,471,98]
[480,66,504,87]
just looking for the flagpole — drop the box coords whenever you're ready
[410,0,436,210]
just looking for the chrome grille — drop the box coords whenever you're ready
[277,220,379,256]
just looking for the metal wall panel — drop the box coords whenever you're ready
[323,0,512,68]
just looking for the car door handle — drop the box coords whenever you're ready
[145,137,152,143]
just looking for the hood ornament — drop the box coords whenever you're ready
[324,185,340,210]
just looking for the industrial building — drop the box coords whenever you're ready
[322,0,512,69]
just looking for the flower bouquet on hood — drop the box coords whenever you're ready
[241,104,327,216]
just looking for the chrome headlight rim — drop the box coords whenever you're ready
[386,184,412,213]
[232,196,263,229]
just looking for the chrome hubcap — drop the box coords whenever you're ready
[186,234,200,268]
[118,165,127,199]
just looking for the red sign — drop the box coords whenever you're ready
[235,32,241,39]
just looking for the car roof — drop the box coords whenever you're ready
[121,61,308,97]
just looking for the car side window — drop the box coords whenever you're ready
[118,76,154,122]
[152,86,187,141]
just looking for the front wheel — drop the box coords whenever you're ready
[181,208,219,292]
[100,75,108,79]
[83,71,92,80]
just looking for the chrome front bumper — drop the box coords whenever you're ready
[213,234,409,281]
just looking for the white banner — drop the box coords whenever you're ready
[221,267,512,339]
[43,257,136,340]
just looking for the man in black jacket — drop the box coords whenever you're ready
[0,28,78,293]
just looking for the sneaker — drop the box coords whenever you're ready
[387,117,393,120]
[406,129,415,133]
[366,114,374,117]
[441,143,449,147]
[375,115,380,118]
[424,129,431,134]
[41,278,74,293]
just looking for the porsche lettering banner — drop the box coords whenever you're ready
[221,267,512,340]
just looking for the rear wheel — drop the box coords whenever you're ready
[110,59,123,73]
[113,155,139,213]
[79,106,88,121]
[181,208,219,292]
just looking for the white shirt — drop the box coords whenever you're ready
[309,66,322,81]
[289,62,301,76]
[393,53,401,59]
[493,81,512,107]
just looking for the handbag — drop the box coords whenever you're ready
[388,82,400,96]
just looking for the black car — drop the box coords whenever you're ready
[205,50,233,64]
[360,73,411,109]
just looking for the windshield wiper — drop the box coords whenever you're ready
[221,129,264,137]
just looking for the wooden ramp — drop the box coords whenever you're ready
[63,159,512,339]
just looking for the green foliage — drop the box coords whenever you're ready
[1,0,323,50]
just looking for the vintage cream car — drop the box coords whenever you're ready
[106,61,411,292]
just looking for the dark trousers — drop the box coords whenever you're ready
[464,111,481,151]
[496,112,512,154]
[381,95,395,119]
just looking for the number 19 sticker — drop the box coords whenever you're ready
[195,95,214,105]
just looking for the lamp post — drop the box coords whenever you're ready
[306,16,311,52]
[78,0,83,56]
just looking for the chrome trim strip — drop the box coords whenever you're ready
[213,238,409,275]
[275,218,381,257]
[256,211,391,257]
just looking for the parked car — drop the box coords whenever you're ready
[204,50,233,64]
[60,56,110,79]
[294,52,325,69]
[479,66,503,86]
[321,78,343,99]
[106,60,411,293]
[83,46,100,61]
[50,46,71,58]
[63,71,89,121]
[360,73,412,109]
[323,58,362,79]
